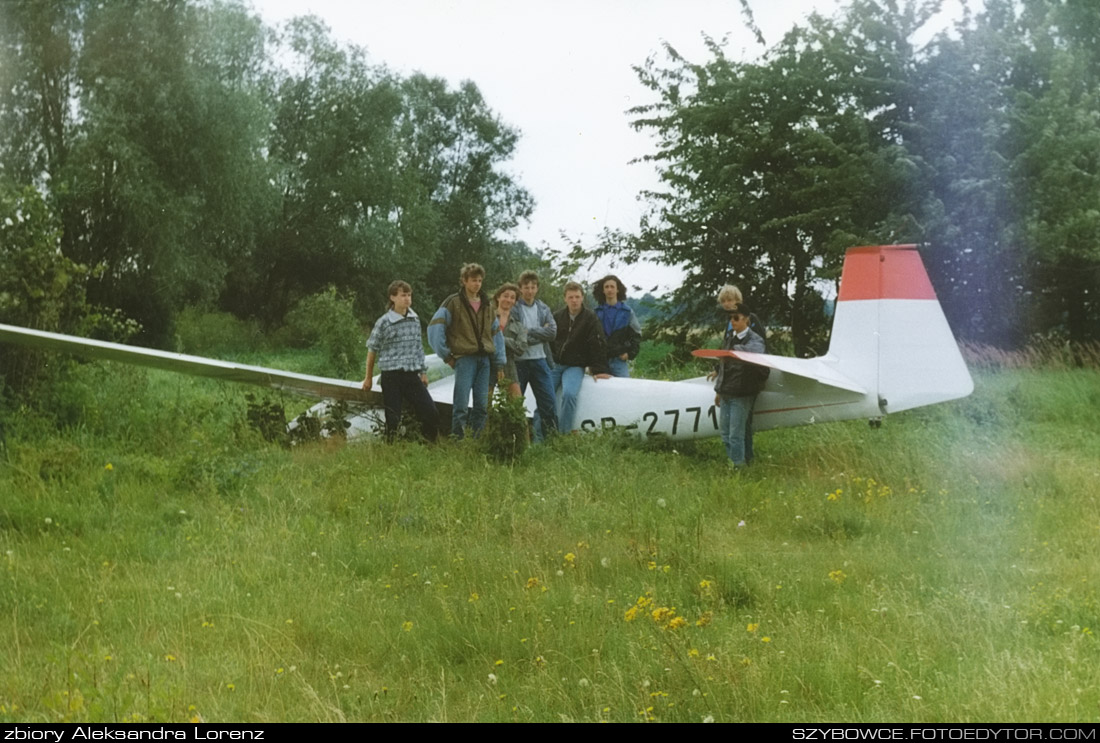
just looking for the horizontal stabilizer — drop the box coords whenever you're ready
[0,323,385,405]
[692,348,867,395]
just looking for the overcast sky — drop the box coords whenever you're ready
[253,0,959,292]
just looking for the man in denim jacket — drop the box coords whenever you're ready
[514,270,559,441]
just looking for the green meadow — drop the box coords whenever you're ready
[0,349,1098,723]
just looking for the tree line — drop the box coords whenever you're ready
[0,0,539,351]
[578,0,1100,354]
[4,0,1098,382]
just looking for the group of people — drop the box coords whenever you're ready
[362,263,767,469]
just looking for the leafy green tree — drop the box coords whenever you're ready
[237,19,536,324]
[64,0,274,341]
[236,16,406,324]
[396,74,534,304]
[906,3,1022,345]
[1007,0,1100,342]
[584,0,1100,350]
[911,0,1100,345]
[594,1,934,355]
[0,0,81,186]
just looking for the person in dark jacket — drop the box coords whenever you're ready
[593,274,642,378]
[551,282,611,432]
[713,303,769,468]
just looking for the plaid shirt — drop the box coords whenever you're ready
[366,308,426,373]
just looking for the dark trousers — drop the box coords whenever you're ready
[380,370,439,442]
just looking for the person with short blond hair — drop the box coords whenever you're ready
[717,284,743,305]
[717,284,762,334]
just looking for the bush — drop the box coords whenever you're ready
[480,385,529,463]
[278,287,363,377]
[174,306,266,356]
[0,183,90,397]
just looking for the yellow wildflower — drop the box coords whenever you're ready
[651,606,674,624]
[747,622,759,632]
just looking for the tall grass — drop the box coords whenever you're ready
[0,349,1097,722]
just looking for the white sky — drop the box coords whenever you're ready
[252,0,961,293]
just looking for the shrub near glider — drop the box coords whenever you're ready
[0,245,972,440]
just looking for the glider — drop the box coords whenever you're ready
[0,245,973,440]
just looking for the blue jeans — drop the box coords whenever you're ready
[718,394,756,467]
[452,355,490,438]
[607,357,630,378]
[516,358,557,442]
[551,365,585,432]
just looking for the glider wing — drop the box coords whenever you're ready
[0,323,385,404]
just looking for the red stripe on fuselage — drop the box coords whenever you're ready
[837,245,937,301]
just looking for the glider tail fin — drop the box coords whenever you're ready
[826,244,973,414]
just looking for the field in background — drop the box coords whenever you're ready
[0,348,1098,723]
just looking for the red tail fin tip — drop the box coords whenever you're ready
[837,245,937,301]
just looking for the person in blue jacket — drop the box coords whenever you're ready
[592,274,642,378]
[514,270,559,441]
